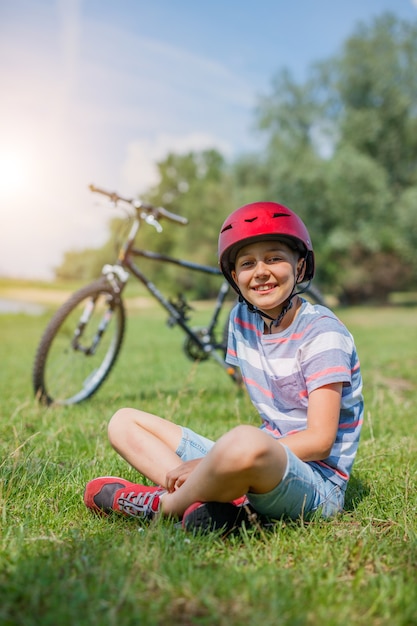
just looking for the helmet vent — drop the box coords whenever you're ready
[244,217,257,222]
[220,224,233,233]
[273,212,290,218]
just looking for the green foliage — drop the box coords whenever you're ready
[55,217,131,282]
[1,303,417,625]
[336,14,417,191]
[253,12,417,302]
[139,149,235,298]
[396,185,417,269]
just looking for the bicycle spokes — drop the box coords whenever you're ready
[71,296,115,355]
[33,280,125,405]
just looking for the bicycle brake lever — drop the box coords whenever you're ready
[144,214,163,233]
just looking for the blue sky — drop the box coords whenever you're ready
[1,0,416,279]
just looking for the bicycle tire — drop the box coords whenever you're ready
[302,282,325,306]
[221,303,243,385]
[221,303,234,356]
[33,278,125,405]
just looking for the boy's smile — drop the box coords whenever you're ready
[231,240,302,320]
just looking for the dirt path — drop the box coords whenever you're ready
[0,285,155,311]
[0,286,73,305]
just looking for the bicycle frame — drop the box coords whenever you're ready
[33,186,242,406]
[103,213,234,368]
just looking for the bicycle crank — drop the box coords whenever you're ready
[183,328,212,361]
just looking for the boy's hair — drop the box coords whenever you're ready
[218,201,315,291]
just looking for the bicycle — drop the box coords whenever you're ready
[33,185,325,406]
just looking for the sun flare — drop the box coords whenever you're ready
[0,151,29,198]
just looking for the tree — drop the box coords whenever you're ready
[143,149,235,298]
[253,13,417,302]
[335,14,417,193]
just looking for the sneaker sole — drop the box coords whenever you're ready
[183,501,252,534]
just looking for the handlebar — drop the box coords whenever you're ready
[89,184,188,226]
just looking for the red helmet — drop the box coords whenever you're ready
[218,201,315,289]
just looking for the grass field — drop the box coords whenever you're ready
[0,298,416,625]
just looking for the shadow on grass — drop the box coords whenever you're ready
[343,473,370,512]
[0,521,290,626]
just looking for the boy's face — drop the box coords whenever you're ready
[231,240,305,317]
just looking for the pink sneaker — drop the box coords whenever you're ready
[84,476,165,519]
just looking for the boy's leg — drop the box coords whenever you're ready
[85,407,186,518]
[161,424,288,518]
[85,408,220,519]
[107,407,184,487]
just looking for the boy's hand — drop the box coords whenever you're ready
[165,459,202,492]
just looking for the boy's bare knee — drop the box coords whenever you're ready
[108,407,134,446]
[214,425,265,470]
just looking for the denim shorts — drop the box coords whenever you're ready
[176,426,345,520]
[176,426,215,461]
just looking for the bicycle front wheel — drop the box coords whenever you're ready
[33,279,126,405]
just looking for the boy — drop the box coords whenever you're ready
[84,201,364,532]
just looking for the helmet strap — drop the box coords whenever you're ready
[293,279,312,298]
[288,259,311,300]
[267,299,293,332]
[243,297,294,333]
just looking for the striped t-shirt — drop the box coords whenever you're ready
[226,299,364,489]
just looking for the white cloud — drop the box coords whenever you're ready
[120,132,232,195]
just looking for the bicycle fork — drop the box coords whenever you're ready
[71,265,128,356]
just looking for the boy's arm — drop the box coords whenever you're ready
[280,382,342,462]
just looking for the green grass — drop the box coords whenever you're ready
[0,303,416,626]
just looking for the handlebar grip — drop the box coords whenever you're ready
[157,206,188,225]
[89,184,133,204]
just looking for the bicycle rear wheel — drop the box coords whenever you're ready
[33,279,125,405]
[302,282,325,306]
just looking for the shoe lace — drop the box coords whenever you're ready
[117,488,165,518]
